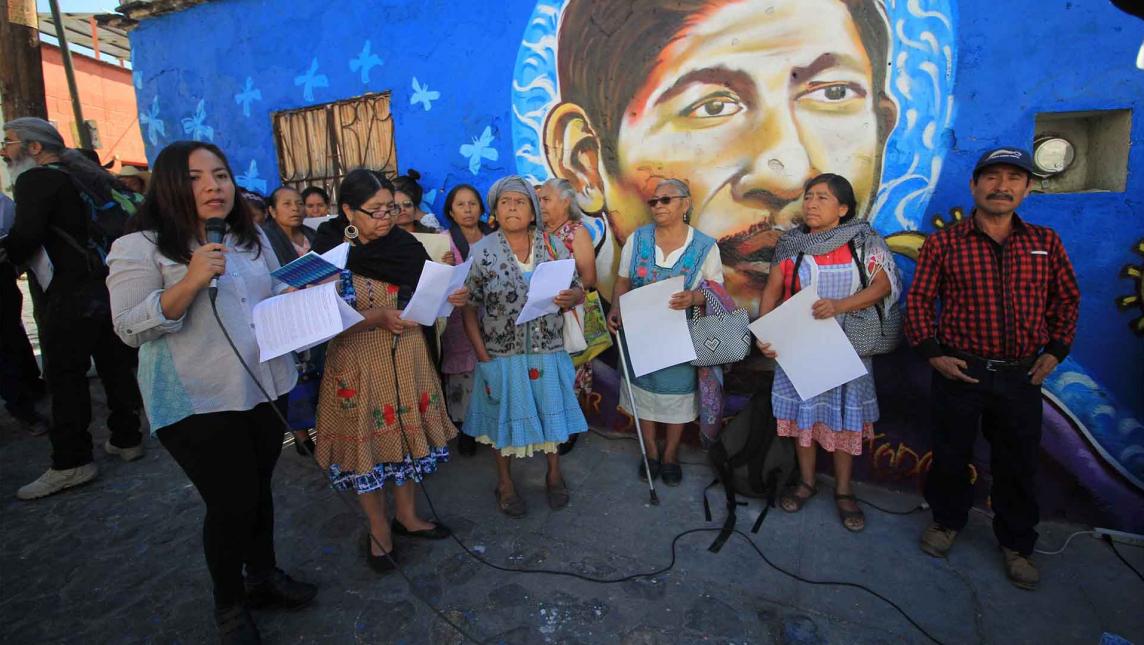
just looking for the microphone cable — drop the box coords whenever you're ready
[207,289,946,644]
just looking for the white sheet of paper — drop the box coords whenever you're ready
[749,287,867,400]
[319,241,349,269]
[253,281,363,361]
[29,247,53,290]
[618,275,697,377]
[515,258,576,325]
[412,232,451,262]
[400,258,473,325]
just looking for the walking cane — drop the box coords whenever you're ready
[613,328,660,506]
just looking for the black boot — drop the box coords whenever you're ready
[215,605,261,645]
[244,569,317,610]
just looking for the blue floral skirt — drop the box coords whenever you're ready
[464,351,587,457]
[328,447,450,494]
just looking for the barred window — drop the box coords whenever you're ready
[272,91,398,204]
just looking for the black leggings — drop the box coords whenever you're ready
[157,400,284,608]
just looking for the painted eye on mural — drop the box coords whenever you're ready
[681,93,744,119]
[798,82,867,106]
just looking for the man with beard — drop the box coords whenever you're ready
[1,118,144,500]
[906,147,1080,590]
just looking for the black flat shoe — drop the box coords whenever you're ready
[294,437,316,456]
[660,462,682,486]
[363,532,397,573]
[391,518,452,540]
[638,458,661,482]
[244,569,317,610]
[557,433,579,455]
[215,604,261,645]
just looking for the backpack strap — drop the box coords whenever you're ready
[787,252,806,300]
[49,224,103,274]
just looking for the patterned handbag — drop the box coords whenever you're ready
[689,287,752,367]
[838,240,903,357]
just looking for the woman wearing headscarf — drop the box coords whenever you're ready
[605,178,724,488]
[462,176,587,517]
[261,186,321,455]
[311,169,464,572]
[755,173,897,532]
[437,184,492,456]
[539,178,597,455]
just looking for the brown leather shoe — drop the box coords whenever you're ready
[1000,547,1040,590]
[920,523,958,558]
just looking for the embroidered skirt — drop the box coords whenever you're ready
[464,351,587,457]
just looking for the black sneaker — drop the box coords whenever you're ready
[215,605,261,645]
[638,458,661,482]
[244,569,317,610]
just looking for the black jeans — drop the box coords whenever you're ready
[157,400,285,608]
[0,267,43,420]
[37,284,142,469]
[924,362,1043,555]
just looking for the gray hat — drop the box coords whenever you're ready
[2,117,66,150]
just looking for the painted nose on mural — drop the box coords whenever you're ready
[733,110,816,215]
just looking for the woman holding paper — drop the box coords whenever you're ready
[106,141,316,642]
[462,176,587,517]
[605,179,723,487]
[438,184,492,456]
[262,186,321,455]
[311,169,463,572]
[755,173,893,532]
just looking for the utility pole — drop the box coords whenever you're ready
[47,0,92,149]
[0,0,49,121]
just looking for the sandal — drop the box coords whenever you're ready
[779,480,818,513]
[834,493,865,532]
[494,487,527,518]
[546,480,570,510]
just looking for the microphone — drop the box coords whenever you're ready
[204,217,227,301]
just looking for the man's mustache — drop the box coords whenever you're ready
[987,192,1014,201]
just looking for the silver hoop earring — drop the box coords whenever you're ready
[344,224,359,240]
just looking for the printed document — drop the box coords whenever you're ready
[253,281,363,361]
[748,287,867,400]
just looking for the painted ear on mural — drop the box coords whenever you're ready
[543,102,607,215]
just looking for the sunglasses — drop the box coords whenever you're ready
[646,195,687,207]
[397,200,416,210]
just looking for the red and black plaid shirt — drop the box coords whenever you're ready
[905,213,1080,361]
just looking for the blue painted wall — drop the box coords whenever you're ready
[129,0,1144,526]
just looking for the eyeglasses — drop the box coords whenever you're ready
[397,200,416,210]
[1,139,21,147]
[646,195,687,207]
[356,203,400,219]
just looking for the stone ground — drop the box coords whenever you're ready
[3,279,1143,644]
[2,385,1143,645]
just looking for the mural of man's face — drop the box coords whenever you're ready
[549,0,895,312]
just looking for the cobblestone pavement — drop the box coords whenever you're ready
[1,328,1142,645]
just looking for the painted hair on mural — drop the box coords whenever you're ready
[555,0,895,181]
[132,140,262,264]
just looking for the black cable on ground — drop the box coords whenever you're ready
[1103,535,1144,584]
[215,303,945,643]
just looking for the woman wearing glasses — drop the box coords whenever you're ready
[311,169,464,573]
[393,169,442,234]
[606,179,724,487]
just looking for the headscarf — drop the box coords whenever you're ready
[486,175,546,265]
[312,214,429,297]
[773,219,901,301]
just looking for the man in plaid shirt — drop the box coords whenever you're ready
[906,147,1080,590]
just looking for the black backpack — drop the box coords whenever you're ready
[703,372,797,552]
[43,164,142,273]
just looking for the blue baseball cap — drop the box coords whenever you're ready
[973,147,1035,176]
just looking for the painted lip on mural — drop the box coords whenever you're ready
[718,220,778,283]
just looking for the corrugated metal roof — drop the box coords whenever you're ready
[38,12,132,61]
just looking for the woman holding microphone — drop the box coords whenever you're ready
[106,141,315,644]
